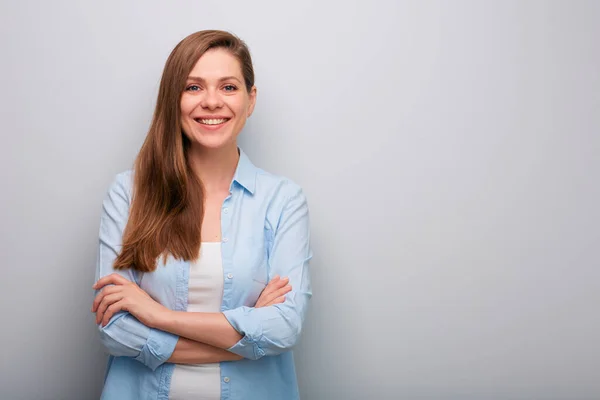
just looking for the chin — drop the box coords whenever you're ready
[190,133,235,150]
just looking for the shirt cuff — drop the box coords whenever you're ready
[223,307,265,360]
[134,328,179,371]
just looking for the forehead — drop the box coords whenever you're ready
[188,48,243,80]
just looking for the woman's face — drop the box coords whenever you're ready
[180,48,256,151]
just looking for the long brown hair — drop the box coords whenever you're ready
[114,30,255,272]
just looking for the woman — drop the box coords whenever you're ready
[91,30,312,400]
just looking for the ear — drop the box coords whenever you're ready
[247,86,257,117]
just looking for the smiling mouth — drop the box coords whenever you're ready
[194,118,231,125]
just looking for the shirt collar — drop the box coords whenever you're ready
[231,147,257,194]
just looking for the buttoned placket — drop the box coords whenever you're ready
[220,189,233,313]
[220,189,234,400]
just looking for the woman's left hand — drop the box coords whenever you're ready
[92,273,169,328]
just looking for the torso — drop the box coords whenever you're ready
[100,150,307,400]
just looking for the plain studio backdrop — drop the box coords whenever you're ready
[1,1,598,399]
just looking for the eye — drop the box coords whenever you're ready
[223,85,237,92]
[185,85,201,92]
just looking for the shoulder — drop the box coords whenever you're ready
[254,168,307,204]
[104,169,134,206]
[253,169,310,234]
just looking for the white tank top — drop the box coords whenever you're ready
[169,242,224,400]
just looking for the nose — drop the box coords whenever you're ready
[200,88,223,110]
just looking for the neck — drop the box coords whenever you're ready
[188,142,239,195]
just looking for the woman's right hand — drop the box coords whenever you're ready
[255,275,292,308]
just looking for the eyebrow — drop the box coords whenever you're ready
[186,76,242,83]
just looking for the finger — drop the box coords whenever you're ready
[102,300,127,327]
[95,293,124,324]
[94,273,131,289]
[263,276,289,297]
[255,295,266,308]
[91,285,121,312]
[269,276,289,286]
[260,284,292,307]
[256,279,285,307]
[265,295,286,306]
[255,277,290,307]
[93,273,130,290]
[269,284,293,303]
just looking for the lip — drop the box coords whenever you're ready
[194,115,232,120]
[193,116,231,131]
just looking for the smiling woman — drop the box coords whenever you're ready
[180,49,256,150]
[91,30,312,400]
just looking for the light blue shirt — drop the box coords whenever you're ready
[95,149,312,400]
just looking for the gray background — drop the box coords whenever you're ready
[1,1,599,399]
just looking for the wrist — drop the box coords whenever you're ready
[152,307,174,330]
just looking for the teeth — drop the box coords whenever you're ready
[197,118,228,125]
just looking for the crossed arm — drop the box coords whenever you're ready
[91,273,292,364]
[94,174,311,370]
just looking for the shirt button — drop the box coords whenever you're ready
[223,208,229,214]
[227,273,234,279]
[223,237,229,243]
[223,377,230,383]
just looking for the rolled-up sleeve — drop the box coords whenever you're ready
[95,172,178,371]
[223,186,313,360]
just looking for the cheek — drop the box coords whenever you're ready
[180,96,196,116]
[232,99,249,119]
[180,113,191,136]
[180,102,195,131]
[179,104,194,138]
